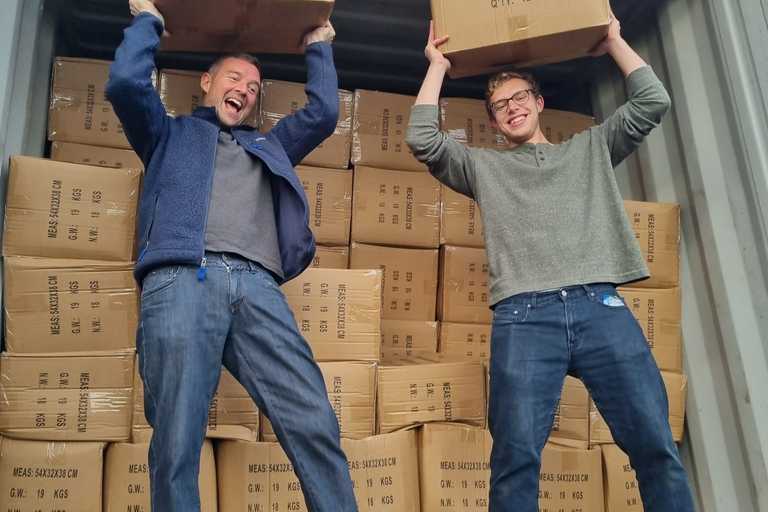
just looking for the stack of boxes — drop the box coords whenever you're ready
[0,3,688,509]
[1,63,142,507]
[596,200,686,512]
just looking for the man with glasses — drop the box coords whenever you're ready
[406,16,695,512]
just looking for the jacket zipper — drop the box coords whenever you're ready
[198,132,220,281]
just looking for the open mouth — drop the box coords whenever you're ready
[224,97,244,115]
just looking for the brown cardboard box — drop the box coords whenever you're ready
[3,257,138,353]
[418,424,603,511]
[155,0,334,54]
[602,444,643,512]
[261,80,353,168]
[440,185,485,248]
[438,246,491,324]
[381,320,439,364]
[133,366,260,436]
[623,201,681,289]
[618,287,683,372]
[590,371,687,444]
[159,68,260,126]
[540,109,596,143]
[343,429,421,512]
[103,439,217,512]
[219,431,422,511]
[216,440,307,511]
[282,268,383,361]
[0,351,134,441]
[352,90,427,172]
[539,444,605,512]
[48,57,134,148]
[419,423,492,511]
[312,245,349,269]
[352,166,441,248]
[350,243,438,321]
[50,141,143,170]
[550,377,591,448]
[131,424,258,444]
[0,437,105,512]
[159,69,204,116]
[431,0,611,78]
[261,361,377,441]
[376,361,486,434]
[2,156,141,261]
[297,165,353,245]
[439,97,506,149]
[438,322,492,362]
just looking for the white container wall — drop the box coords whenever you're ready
[593,0,768,510]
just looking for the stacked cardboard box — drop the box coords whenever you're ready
[0,155,141,507]
[133,367,260,442]
[0,437,107,511]
[377,362,487,434]
[216,428,421,512]
[103,436,218,511]
[381,320,439,364]
[282,267,383,361]
[50,141,143,170]
[47,57,146,171]
[261,79,353,169]
[419,423,605,511]
[1,156,140,445]
[602,443,643,512]
[260,361,377,442]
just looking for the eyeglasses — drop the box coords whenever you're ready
[490,88,535,113]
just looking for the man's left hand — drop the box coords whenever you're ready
[589,13,622,57]
[304,21,336,47]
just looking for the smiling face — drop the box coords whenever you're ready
[200,57,261,127]
[488,77,546,146]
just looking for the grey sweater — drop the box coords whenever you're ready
[406,66,672,304]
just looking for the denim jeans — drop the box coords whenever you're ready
[488,283,694,512]
[137,252,358,512]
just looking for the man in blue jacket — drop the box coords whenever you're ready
[107,1,358,511]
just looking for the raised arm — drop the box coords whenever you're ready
[270,22,339,167]
[591,14,672,166]
[406,22,477,199]
[106,0,169,165]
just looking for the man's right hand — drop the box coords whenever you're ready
[425,20,451,71]
[129,0,165,26]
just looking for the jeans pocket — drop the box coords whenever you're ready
[592,290,627,309]
[141,265,183,301]
[493,300,530,324]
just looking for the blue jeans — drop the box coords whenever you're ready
[488,283,694,512]
[137,252,358,512]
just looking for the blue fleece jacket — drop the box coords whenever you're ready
[106,13,339,284]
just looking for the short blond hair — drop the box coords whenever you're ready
[485,71,542,118]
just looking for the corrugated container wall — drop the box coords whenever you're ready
[592,1,768,510]
[1,0,767,510]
